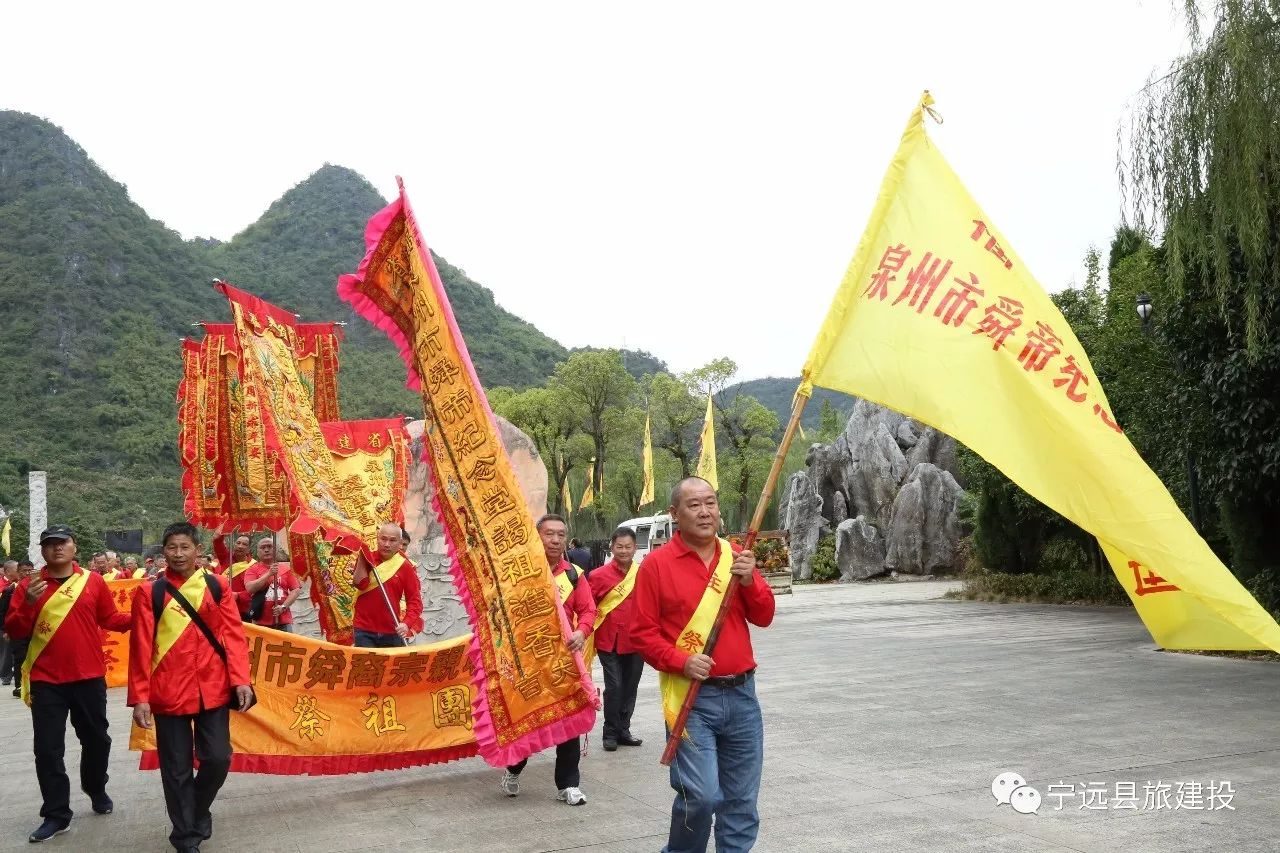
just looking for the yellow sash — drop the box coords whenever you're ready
[227,560,251,580]
[153,571,211,667]
[21,570,91,706]
[356,553,406,598]
[583,560,642,666]
[659,539,733,729]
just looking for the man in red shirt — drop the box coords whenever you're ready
[631,477,775,853]
[352,523,423,647]
[129,522,253,853]
[587,526,644,751]
[0,559,18,686]
[4,524,133,843]
[242,541,301,633]
[500,514,597,806]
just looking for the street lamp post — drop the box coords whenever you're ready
[1136,292,1203,534]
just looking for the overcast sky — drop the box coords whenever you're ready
[4,2,1189,380]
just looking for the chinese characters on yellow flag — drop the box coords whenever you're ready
[132,623,478,773]
[800,91,1280,652]
[338,180,597,766]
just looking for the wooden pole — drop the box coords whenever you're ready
[660,391,811,766]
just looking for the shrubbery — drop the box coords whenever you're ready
[947,567,1130,606]
[810,535,838,582]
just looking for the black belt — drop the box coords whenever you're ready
[703,669,755,688]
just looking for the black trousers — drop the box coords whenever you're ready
[155,706,232,850]
[507,736,580,789]
[30,677,111,822]
[598,650,644,740]
[0,635,12,681]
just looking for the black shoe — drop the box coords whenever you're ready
[28,819,70,843]
[196,812,212,840]
[12,687,20,698]
[602,737,618,751]
[1,678,11,685]
[90,794,112,815]
[617,734,643,747]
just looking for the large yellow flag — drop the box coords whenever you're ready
[696,393,719,490]
[800,92,1280,653]
[1,516,9,556]
[640,414,655,507]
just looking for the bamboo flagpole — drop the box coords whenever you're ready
[659,391,810,766]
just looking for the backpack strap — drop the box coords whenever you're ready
[150,573,227,663]
[566,564,580,586]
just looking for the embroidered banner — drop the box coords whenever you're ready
[103,578,144,688]
[216,283,369,552]
[296,322,343,424]
[289,418,411,645]
[179,322,344,533]
[130,623,479,774]
[338,181,597,766]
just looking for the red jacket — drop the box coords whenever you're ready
[587,559,637,654]
[631,533,775,677]
[243,562,301,626]
[3,565,132,684]
[353,558,424,635]
[553,559,596,636]
[127,569,252,715]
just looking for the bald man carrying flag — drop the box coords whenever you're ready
[351,523,423,648]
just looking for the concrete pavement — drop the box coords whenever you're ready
[1,581,1277,852]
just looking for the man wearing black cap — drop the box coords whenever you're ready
[3,525,132,843]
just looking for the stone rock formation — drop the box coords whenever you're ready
[784,398,964,580]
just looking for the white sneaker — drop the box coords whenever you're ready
[500,771,521,797]
[557,786,587,806]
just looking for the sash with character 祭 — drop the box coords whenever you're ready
[22,570,91,706]
[659,540,732,730]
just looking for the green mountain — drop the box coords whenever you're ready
[726,377,855,432]
[0,111,565,555]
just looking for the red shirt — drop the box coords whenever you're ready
[243,562,301,626]
[127,569,252,715]
[554,559,596,636]
[631,532,775,677]
[587,559,638,654]
[3,565,132,684]
[354,558,424,635]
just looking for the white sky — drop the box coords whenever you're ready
[3,1,1190,380]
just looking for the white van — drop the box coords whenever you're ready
[616,513,674,562]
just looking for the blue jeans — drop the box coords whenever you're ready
[664,675,763,853]
[354,629,404,648]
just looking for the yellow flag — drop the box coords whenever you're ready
[1,517,9,556]
[640,414,655,507]
[580,460,595,509]
[695,394,718,490]
[561,474,574,515]
[800,91,1280,653]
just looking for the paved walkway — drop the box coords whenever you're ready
[2,581,1278,852]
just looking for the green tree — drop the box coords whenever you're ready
[1121,2,1280,578]
[646,372,702,477]
[551,350,637,504]
[816,398,842,442]
[716,394,780,530]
